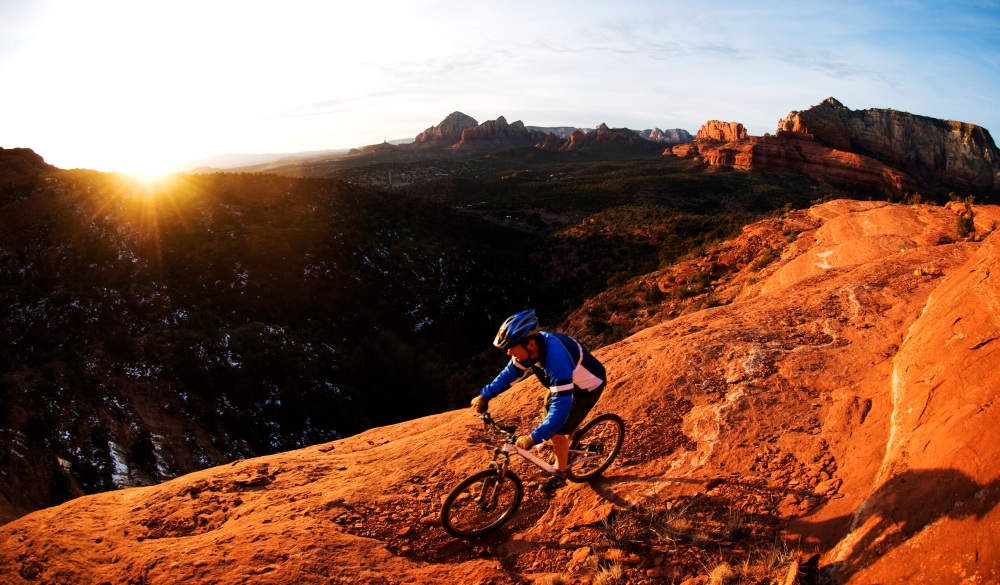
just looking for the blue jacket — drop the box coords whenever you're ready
[479,331,606,443]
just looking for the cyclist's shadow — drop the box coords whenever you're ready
[582,467,1000,582]
[581,473,703,509]
[794,467,1000,581]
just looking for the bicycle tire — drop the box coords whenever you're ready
[566,413,625,482]
[440,469,523,538]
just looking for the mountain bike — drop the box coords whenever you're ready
[440,411,626,539]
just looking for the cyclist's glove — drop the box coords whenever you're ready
[515,435,535,450]
[471,395,489,414]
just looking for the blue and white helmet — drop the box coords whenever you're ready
[493,309,539,349]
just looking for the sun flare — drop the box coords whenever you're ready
[126,170,174,186]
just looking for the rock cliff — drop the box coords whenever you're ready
[695,120,748,142]
[690,134,922,196]
[670,99,1000,199]
[780,97,1000,193]
[453,116,546,150]
[3,200,999,584]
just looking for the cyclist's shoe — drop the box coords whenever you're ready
[541,472,567,492]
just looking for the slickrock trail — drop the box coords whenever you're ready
[2,200,999,584]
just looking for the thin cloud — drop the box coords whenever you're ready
[781,53,893,83]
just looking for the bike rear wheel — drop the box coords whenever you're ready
[566,413,625,482]
[440,469,523,538]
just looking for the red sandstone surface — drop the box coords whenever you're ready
[695,120,748,142]
[2,200,1000,584]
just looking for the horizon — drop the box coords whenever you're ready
[2,0,998,176]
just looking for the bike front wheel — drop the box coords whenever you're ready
[566,413,625,482]
[440,469,524,538]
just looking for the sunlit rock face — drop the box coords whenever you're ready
[670,99,1000,198]
[695,120,748,142]
[779,97,1000,193]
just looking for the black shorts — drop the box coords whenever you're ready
[543,383,605,436]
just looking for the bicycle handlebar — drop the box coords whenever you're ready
[479,412,517,438]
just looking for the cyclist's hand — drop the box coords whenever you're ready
[515,435,535,450]
[471,395,489,414]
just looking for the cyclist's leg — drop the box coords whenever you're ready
[551,433,570,472]
[552,384,605,472]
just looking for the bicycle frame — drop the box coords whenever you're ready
[502,442,558,474]
[480,412,602,476]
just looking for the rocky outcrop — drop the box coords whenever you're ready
[693,134,921,195]
[695,120,748,142]
[413,112,478,147]
[562,123,661,152]
[0,147,51,201]
[453,117,546,150]
[539,131,566,151]
[563,129,589,150]
[780,97,1000,193]
[670,100,1000,198]
[635,128,694,143]
[0,147,48,179]
[359,141,399,155]
[666,121,749,161]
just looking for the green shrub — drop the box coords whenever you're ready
[645,283,665,303]
[958,207,976,238]
[677,270,712,299]
[749,247,779,271]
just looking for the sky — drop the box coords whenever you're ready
[1,0,998,176]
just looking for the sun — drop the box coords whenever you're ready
[104,147,185,186]
[115,166,184,202]
[122,158,178,186]
[126,169,175,186]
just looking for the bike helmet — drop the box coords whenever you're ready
[493,309,539,349]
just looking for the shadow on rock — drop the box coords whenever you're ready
[793,467,1000,582]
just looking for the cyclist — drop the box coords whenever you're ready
[471,309,607,491]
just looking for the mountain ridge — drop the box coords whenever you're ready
[215,99,998,204]
[670,97,1000,199]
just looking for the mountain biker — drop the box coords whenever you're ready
[471,309,607,491]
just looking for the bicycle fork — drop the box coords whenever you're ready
[477,451,512,511]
